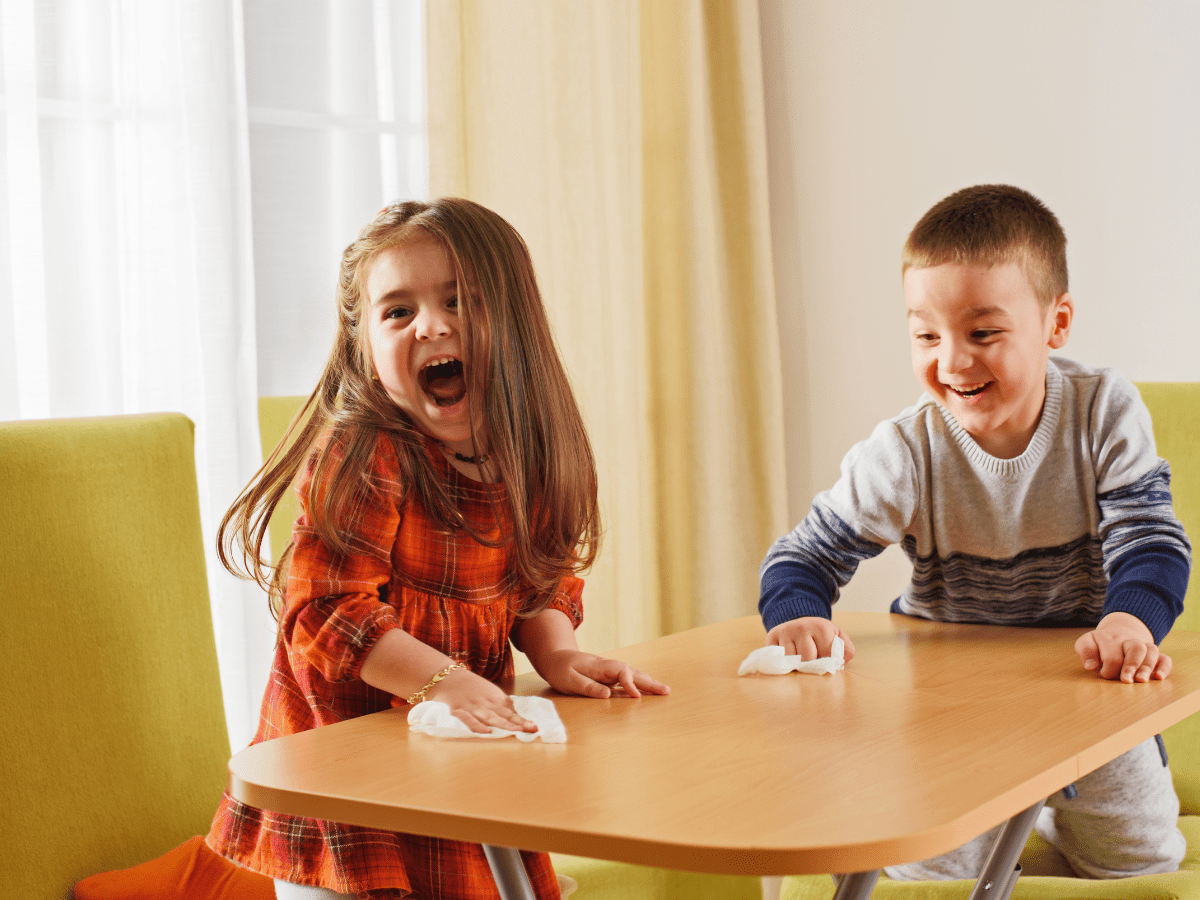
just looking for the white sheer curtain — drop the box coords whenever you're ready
[0,0,271,751]
[2,0,429,751]
[244,0,428,399]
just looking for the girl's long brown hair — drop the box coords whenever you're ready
[218,198,600,623]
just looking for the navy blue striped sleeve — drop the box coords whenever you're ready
[758,505,888,630]
[1103,544,1189,643]
[759,560,837,630]
[1097,461,1191,642]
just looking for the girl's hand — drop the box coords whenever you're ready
[425,667,539,734]
[766,616,856,662]
[538,648,670,699]
[1075,612,1172,683]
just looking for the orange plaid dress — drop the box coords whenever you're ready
[207,432,583,899]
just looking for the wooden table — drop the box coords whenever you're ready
[228,612,1200,899]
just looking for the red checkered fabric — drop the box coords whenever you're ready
[208,432,583,898]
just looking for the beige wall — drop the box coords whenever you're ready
[760,0,1200,611]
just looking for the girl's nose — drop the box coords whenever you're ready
[415,306,453,341]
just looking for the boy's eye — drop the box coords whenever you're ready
[972,329,1000,341]
[913,332,937,344]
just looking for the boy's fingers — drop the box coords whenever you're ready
[798,636,820,661]
[837,630,856,662]
[1153,653,1173,680]
[1117,641,1150,683]
[1074,632,1102,671]
[1128,648,1156,681]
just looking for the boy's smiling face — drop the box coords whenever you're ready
[904,261,1073,459]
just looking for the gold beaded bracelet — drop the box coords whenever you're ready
[406,662,467,706]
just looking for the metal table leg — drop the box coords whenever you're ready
[482,844,538,900]
[484,800,1045,900]
[966,798,1046,900]
[832,870,881,900]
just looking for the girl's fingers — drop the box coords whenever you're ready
[591,660,670,697]
[451,709,499,735]
[615,665,642,698]
[556,654,669,699]
[561,665,611,699]
[455,704,536,733]
[631,669,670,695]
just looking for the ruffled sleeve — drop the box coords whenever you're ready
[282,433,405,683]
[544,574,584,628]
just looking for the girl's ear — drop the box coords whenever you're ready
[1047,292,1073,350]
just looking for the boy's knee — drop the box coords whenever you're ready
[1037,737,1184,878]
[1037,807,1184,878]
[883,826,1003,882]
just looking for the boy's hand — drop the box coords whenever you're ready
[537,649,670,699]
[765,616,856,663]
[1074,612,1172,683]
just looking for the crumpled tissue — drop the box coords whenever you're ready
[407,695,567,743]
[737,636,845,676]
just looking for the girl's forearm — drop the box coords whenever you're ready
[513,607,579,672]
[359,627,459,700]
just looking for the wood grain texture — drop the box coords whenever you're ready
[229,612,1200,875]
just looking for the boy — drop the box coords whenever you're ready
[759,185,1190,880]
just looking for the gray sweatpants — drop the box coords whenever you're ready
[885,737,1186,881]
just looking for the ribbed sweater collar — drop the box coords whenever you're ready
[936,359,1063,476]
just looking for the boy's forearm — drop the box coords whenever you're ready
[1103,543,1190,643]
[759,560,835,630]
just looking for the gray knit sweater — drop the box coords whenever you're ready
[759,357,1190,641]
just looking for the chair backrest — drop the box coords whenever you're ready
[1137,384,1200,814]
[0,414,231,898]
[258,395,310,563]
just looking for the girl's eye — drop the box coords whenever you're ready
[447,295,459,311]
[914,333,937,344]
[384,306,412,320]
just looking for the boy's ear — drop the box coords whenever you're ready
[1047,292,1073,349]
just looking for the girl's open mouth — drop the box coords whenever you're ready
[418,359,466,408]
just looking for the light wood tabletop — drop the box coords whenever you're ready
[228,611,1200,877]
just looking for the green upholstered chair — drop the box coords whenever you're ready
[780,382,1200,900]
[257,396,762,900]
[0,414,232,898]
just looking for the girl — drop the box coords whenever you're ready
[207,198,668,900]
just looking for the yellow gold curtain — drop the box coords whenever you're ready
[427,0,787,651]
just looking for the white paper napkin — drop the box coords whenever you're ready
[737,636,845,676]
[407,695,567,743]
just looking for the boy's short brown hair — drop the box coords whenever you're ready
[902,184,1068,308]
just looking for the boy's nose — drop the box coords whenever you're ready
[938,339,972,375]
